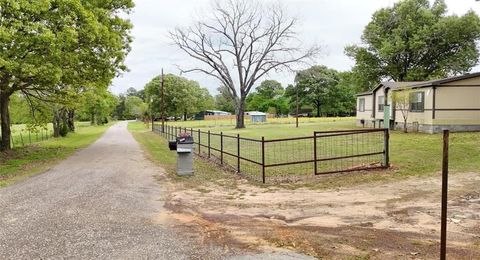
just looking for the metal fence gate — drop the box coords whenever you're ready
[313,129,389,175]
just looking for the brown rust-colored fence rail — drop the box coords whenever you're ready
[153,124,389,183]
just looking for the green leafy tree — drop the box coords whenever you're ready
[294,66,340,117]
[78,89,118,126]
[246,80,290,117]
[114,95,127,120]
[144,74,214,120]
[346,0,480,90]
[214,86,235,113]
[126,87,145,101]
[124,96,147,120]
[0,0,133,150]
[256,80,284,100]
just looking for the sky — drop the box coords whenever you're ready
[110,0,480,95]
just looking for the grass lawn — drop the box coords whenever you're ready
[0,122,113,187]
[142,118,480,188]
[128,121,241,190]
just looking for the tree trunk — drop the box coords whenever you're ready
[90,112,95,125]
[316,103,321,117]
[52,109,61,137]
[235,98,246,129]
[67,109,75,132]
[0,94,11,151]
[184,111,187,121]
[403,118,408,133]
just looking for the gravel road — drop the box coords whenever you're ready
[0,122,313,260]
[0,122,233,259]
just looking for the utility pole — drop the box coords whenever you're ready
[296,84,299,128]
[161,68,165,133]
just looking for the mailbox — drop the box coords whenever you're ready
[171,135,194,176]
[168,140,177,151]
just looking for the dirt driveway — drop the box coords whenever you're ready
[166,171,480,259]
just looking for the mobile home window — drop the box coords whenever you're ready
[378,96,384,112]
[409,91,425,112]
[358,98,365,112]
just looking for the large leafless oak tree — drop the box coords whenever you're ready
[170,0,319,128]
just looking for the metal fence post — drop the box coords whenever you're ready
[383,129,390,167]
[261,136,265,184]
[198,129,201,154]
[313,132,317,175]
[440,130,449,260]
[237,134,240,173]
[208,130,211,158]
[220,132,223,165]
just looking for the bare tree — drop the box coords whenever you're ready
[170,0,319,128]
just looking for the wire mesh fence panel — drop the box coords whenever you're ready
[221,135,239,171]
[238,138,263,181]
[208,132,223,163]
[5,129,54,149]
[314,129,387,175]
[264,137,315,182]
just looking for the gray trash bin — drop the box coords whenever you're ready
[175,136,194,176]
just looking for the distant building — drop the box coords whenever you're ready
[194,110,231,120]
[246,111,267,123]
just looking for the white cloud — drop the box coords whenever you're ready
[111,0,480,95]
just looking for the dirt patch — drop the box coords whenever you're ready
[162,172,480,259]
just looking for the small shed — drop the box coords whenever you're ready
[195,110,231,120]
[246,111,267,123]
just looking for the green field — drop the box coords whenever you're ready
[0,122,112,187]
[146,118,480,186]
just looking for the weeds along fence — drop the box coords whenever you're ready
[1,128,53,149]
[153,124,389,183]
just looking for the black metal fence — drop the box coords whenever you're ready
[153,124,389,183]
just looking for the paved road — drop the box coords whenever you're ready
[0,122,236,259]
